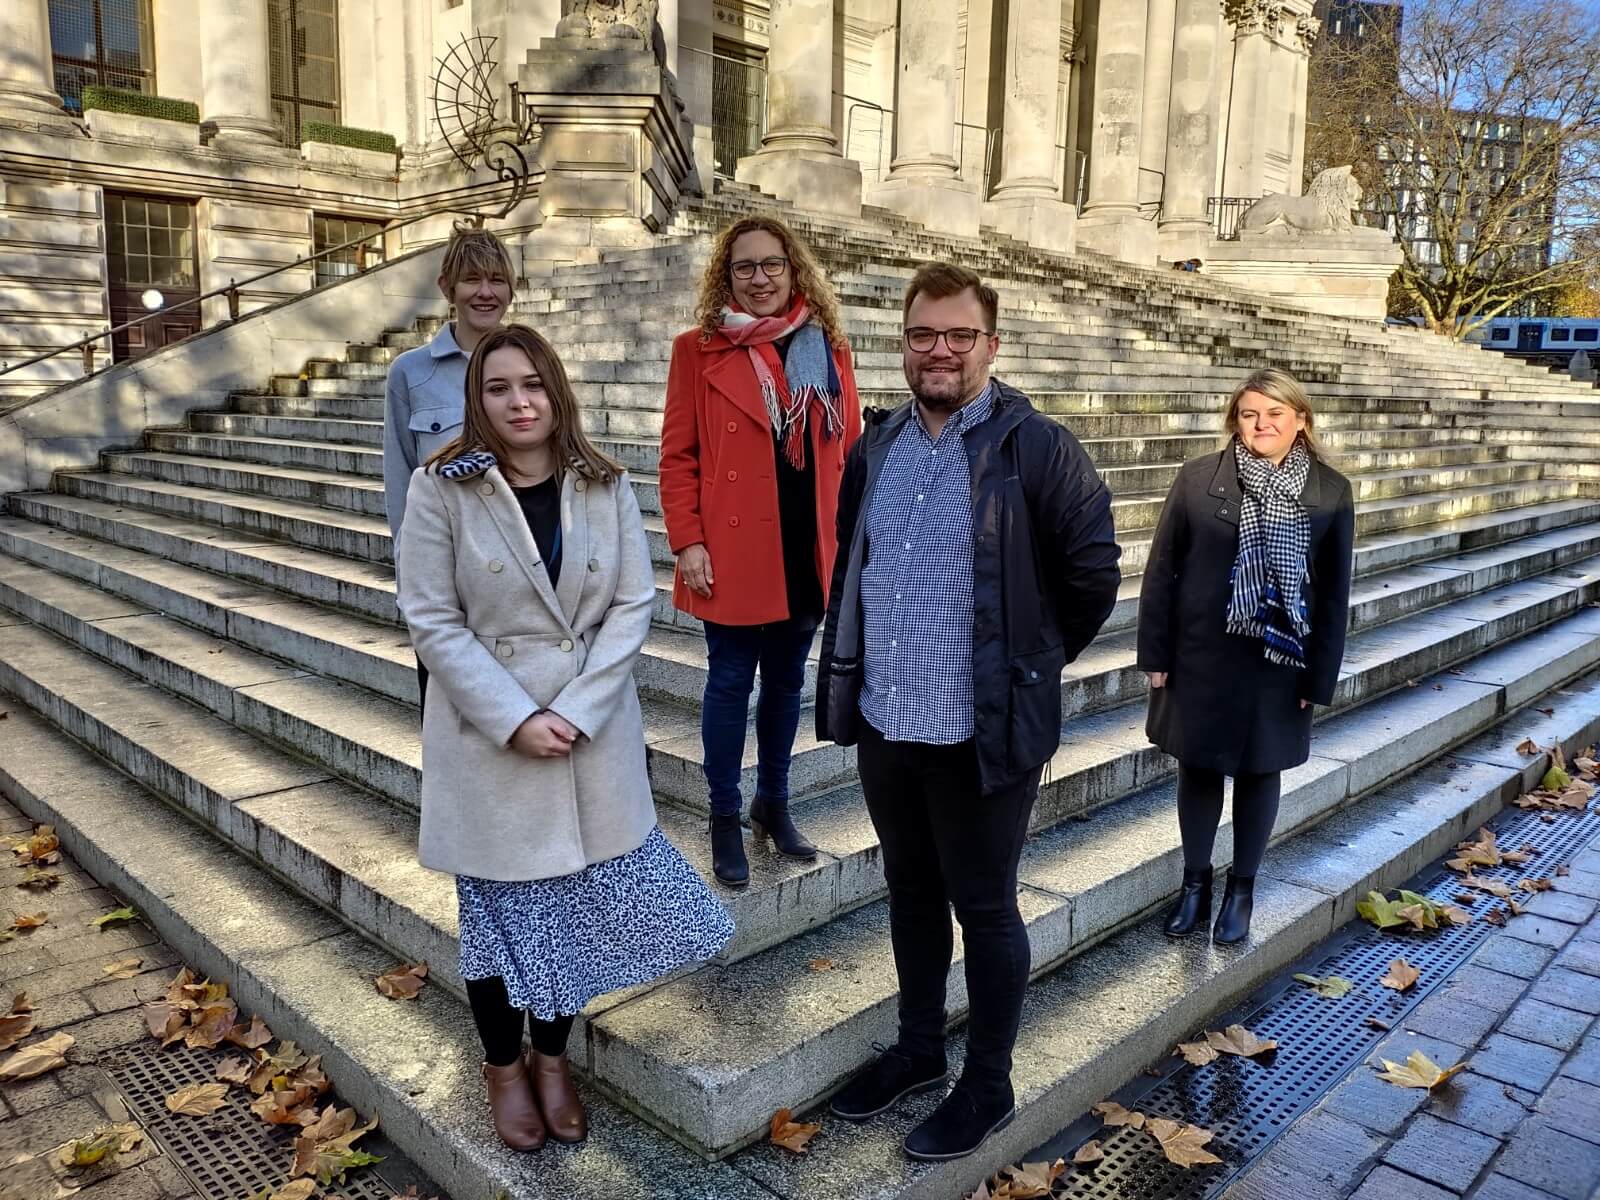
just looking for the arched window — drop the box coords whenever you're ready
[268,0,340,145]
[47,0,155,114]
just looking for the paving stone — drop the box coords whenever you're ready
[1492,1119,1600,1199]
[1497,997,1593,1051]
[0,944,57,978]
[1502,915,1579,951]
[134,1155,197,1199]
[44,926,159,967]
[1529,966,1600,1015]
[1526,889,1599,925]
[8,946,180,1006]
[1381,1112,1501,1193]
[0,1096,111,1159]
[48,1009,147,1057]
[1401,993,1502,1048]
[1426,1071,1534,1139]
[0,1071,66,1118]
[1222,1110,1385,1200]
[1472,1174,1579,1200]
[21,992,97,1034]
[1549,868,1600,901]
[1563,1033,1600,1087]
[1533,1075,1600,1145]
[1434,964,1526,1019]
[1349,1164,1459,1200]
[1468,1033,1569,1091]
[1470,934,1557,980]
[1558,937,1600,979]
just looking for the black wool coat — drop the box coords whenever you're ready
[1136,444,1356,775]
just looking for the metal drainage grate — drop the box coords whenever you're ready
[1044,799,1600,1200]
[103,1039,400,1200]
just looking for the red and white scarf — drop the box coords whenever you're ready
[718,296,842,469]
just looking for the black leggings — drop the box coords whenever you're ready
[465,976,576,1066]
[1177,764,1281,877]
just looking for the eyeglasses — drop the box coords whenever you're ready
[904,327,991,354]
[730,256,790,280]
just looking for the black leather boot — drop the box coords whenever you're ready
[1163,867,1213,937]
[748,796,817,861]
[709,813,749,887]
[1213,871,1255,945]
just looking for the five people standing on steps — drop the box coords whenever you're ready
[659,216,863,886]
[816,262,1122,1161]
[1138,368,1355,944]
[383,217,1356,1164]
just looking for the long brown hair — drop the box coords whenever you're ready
[693,215,849,348]
[427,324,620,483]
[1223,368,1328,462]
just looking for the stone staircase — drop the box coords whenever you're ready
[6,186,1600,1198]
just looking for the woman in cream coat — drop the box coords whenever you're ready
[398,324,732,1153]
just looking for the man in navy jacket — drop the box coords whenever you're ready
[818,261,1120,1161]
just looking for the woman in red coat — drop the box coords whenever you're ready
[659,215,862,886]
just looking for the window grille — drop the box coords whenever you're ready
[268,0,340,146]
[48,0,155,113]
[313,214,385,287]
[710,40,766,178]
[106,193,197,289]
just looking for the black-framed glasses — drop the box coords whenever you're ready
[904,326,991,354]
[730,256,790,280]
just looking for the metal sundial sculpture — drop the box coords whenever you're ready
[430,32,539,222]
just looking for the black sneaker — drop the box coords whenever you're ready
[829,1043,948,1122]
[902,1083,1015,1161]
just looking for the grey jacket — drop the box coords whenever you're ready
[383,323,469,537]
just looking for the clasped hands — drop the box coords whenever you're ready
[511,710,583,757]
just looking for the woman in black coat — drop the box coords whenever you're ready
[1137,368,1355,944]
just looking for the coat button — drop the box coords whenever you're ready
[430,422,441,433]
[729,515,740,527]
[497,644,514,658]
[727,470,738,482]
[488,560,504,573]
[726,421,738,433]
[479,482,494,496]
[588,558,599,572]
[559,638,574,652]
[575,479,587,493]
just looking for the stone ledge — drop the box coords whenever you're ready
[84,108,200,149]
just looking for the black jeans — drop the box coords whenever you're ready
[855,722,1041,1104]
[1176,763,1282,877]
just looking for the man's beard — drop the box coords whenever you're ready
[910,365,973,411]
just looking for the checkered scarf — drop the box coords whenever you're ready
[1227,437,1313,668]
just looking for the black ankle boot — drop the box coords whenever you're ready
[1213,871,1255,945]
[1164,867,1213,937]
[709,813,749,887]
[748,796,817,861]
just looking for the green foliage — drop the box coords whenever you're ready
[81,86,199,124]
[302,122,397,154]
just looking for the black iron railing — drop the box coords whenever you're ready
[1207,195,1259,240]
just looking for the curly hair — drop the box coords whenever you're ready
[693,215,849,349]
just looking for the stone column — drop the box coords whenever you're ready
[1221,0,1279,197]
[868,0,979,236]
[0,0,73,125]
[736,0,861,216]
[1138,0,1177,211]
[980,0,1077,254]
[200,0,282,148]
[1077,0,1158,262]
[1286,16,1319,190]
[1159,0,1222,260]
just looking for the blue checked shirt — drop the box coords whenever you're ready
[859,384,996,743]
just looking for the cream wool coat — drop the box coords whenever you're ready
[397,455,657,881]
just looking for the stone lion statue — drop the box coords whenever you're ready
[1239,166,1363,234]
[557,0,657,42]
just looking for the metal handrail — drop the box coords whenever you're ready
[0,198,505,382]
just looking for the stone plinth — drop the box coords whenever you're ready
[86,109,202,149]
[518,36,695,256]
[738,148,863,219]
[1203,225,1403,322]
[870,175,980,238]
[980,195,1077,254]
[300,140,398,177]
[1076,211,1160,265]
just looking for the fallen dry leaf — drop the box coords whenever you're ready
[13,825,59,865]
[17,867,61,890]
[1145,1117,1223,1168]
[1365,1016,1392,1032]
[1440,905,1473,927]
[14,993,34,1014]
[265,1181,317,1200]
[165,1081,230,1116]
[9,912,47,931]
[101,958,143,980]
[290,1106,382,1183]
[1517,878,1553,893]
[0,1031,74,1081]
[1375,1049,1468,1091]
[248,1040,311,1095]
[89,906,138,929]
[1175,1039,1221,1067]
[0,1010,36,1051]
[769,1108,821,1154]
[1459,873,1514,899]
[1294,973,1354,999]
[1485,906,1509,926]
[60,1122,142,1170]
[1206,1025,1278,1058]
[1380,958,1421,993]
[374,961,428,1000]
[252,1088,323,1127]
[995,1159,1067,1197]
[1073,1140,1104,1166]
[226,1014,274,1050]
[1516,738,1540,755]
[217,1055,252,1086]
[185,1002,239,1050]
[807,958,835,973]
[1558,865,1572,877]
[143,1001,186,1046]
[1092,1100,1146,1129]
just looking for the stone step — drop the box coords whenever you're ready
[192,410,383,447]
[149,430,385,476]
[103,450,386,518]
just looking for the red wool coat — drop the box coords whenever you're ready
[659,327,862,626]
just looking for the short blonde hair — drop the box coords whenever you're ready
[439,226,515,292]
[1223,368,1327,461]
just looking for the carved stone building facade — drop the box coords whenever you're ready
[0,0,1316,398]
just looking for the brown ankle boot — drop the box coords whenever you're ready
[481,1058,547,1151]
[529,1051,588,1144]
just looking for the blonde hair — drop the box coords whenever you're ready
[694,215,849,349]
[1223,368,1327,462]
[438,226,515,293]
[428,324,620,485]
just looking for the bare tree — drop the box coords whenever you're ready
[1305,0,1600,336]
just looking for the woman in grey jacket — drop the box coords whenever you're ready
[398,324,732,1152]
